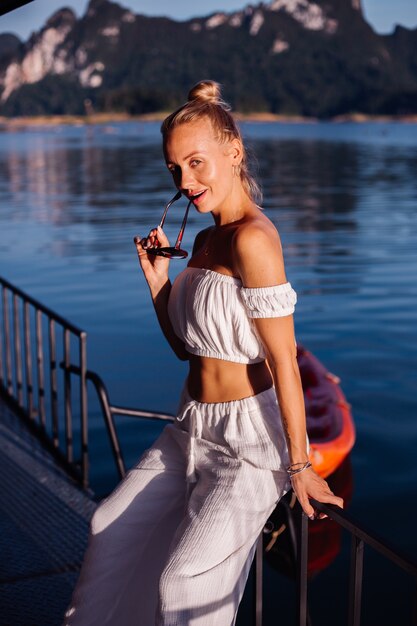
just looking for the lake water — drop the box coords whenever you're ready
[0,120,416,625]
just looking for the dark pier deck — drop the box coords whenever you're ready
[0,397,96,626]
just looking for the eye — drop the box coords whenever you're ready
[190,159,202,167]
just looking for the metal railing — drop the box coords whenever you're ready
[0,276,88,487]
[64,363,175,481]
[0,275,176,489]
[296,499,417,626]
[1,275,416,625]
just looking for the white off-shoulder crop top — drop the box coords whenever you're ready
[167,267,297,364]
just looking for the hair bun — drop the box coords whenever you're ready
[188,80,228,108]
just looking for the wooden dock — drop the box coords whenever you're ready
[0,396,96,626]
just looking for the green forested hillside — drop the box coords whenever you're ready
[1,0,416,117]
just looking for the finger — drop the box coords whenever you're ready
[141,226,170,251]
[133,236,147,252]
[323,495,344,509]
[314,495,344,514]
[156,225,170,247]
[133,238,154,268]
[150,232,161,248]
[298,495,316,520]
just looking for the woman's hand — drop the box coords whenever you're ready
[134,226,171,292]
[290,467,344,520]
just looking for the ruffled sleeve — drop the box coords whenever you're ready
[240,281,297,318]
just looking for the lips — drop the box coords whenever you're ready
[190,190,207,204]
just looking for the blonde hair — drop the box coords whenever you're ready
[161,80,262,205]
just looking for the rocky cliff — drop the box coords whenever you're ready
[1,0,416,117]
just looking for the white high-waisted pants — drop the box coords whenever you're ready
[64,385,291,626]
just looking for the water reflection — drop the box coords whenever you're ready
[2,125,416,236]
[1,123,416,300]
[2,138,170,225]
[254,139,359,224]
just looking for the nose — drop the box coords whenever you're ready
[178,167,196,193]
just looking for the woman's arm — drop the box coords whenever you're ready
[134,226,189,361]
[234,221,344,520]
[149,278,189,361]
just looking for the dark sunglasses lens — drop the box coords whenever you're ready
[146,247,188,259]
[165,248,188,259]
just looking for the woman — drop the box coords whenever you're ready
[64,80,343,626]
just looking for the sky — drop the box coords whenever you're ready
[1,0,416,40]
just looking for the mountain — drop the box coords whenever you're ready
[0,33,21,59]
[0,0,416,118]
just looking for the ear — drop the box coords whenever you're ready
[225,138,243,166]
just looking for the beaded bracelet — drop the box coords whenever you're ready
[286,461,312,477]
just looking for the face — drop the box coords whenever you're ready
[164,118,242,215]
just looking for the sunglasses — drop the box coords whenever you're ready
[143,191,191,259]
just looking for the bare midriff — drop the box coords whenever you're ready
[186,354,273,403]
[184,222,277,403]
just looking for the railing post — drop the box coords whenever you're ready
[13,294,23,407]
[24,300,34,418]
[296,511,309,626]
[79,332,88,489]
[49,318,59,447]
[348,535,364,626]
[35,309,46,427]
[63,328,73,463]
[89,373,126,480]
[2,286,13,395]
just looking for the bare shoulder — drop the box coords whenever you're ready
[232,214,286,285]
[233,214,282,255]
[192,225,214,255]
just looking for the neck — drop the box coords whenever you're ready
[211,186,253,227]
[212,210,244,228]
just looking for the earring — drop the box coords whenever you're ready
[232,164,241,177]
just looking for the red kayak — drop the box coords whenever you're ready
[297,344,355,478]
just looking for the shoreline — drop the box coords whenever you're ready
[1,112,417,128]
